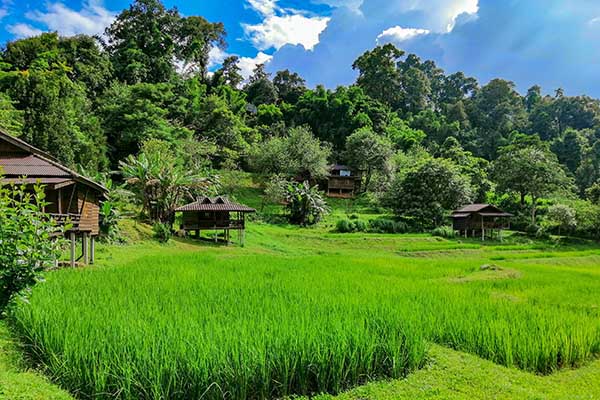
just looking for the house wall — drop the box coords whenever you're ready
[77,189,100,235]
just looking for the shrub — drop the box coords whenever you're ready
[285,181,329,226]
[0,181,63,312]
[336,219,354,233]
[353,220,368,232]
[368,218,407,234]
[431,226,456,238]
[152,222,172,243]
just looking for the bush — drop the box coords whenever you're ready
[431,226,456,238]
[368,218,407,234]
[336,219,368,233]
[0,181,63,312]
[285,181,329,226]
[353,220,368,232]
[152,222,172,243]
[336,219,354,233]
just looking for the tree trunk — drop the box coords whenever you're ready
[531,196,537,225]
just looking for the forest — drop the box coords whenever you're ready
[1,0,600,238]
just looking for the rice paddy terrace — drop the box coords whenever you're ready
[5,218,600,400]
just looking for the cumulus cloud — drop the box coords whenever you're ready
[243,0,329,51]
[6,23,43,38]
[207,46,272,83]
[24,0,116,37]
[238,51,273,80]
[0,8,7,21]
[268,0,600,97]
[376,26,430,44]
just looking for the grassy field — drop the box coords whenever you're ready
[6,214,600,399]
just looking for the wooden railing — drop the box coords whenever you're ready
[182,219,245,231]
[48,213,81,229]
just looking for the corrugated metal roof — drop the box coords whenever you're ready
[0,155,69,177]
[451,213,470,218]
[1,177,73,186]
[479,212,513,217]
[176,197,256,213]
[455,204,492,212]
[0,130,107,194]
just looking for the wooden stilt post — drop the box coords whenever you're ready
[82,233,89,265]
[70,232,76,268]
[90,235,95,264]
[481,217,485,241]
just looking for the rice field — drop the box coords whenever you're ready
[8,224,600,399]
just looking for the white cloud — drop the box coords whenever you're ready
[6,23,43,38]
[24,0,116,37]
[377,26,430,43]
[208,47,229,69]
[0,8,7,20]
[246,0,278,17]
[243,14,329,51]
[238,51,273,80]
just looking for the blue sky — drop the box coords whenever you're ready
[2,0,600,97]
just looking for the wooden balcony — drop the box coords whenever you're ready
[48,213,81,230]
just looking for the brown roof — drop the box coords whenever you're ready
[452,204,513,217]
[176,196,256,213]
[0,130,107,194]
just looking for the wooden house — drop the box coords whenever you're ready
[326,165,361,198]
[176,196,255,245]
[0,129,107,266]
[451,204,513,240]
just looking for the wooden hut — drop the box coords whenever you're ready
[451,204,513,240]
[326,165,361,198]
[0,129,107,266]
[176,196,255,245]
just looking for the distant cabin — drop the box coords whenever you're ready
[176,196,256,245]
[327,165,361,198]
[0,129,107,266]
[451,204,513,240]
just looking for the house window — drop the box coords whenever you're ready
[340,170,351,177]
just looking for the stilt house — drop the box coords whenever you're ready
[176,196,255,245]
[451,204,513,240]
[326,165,361,198]
[0,130,107,266]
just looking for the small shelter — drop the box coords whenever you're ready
[451,204,513,240]
[176,196,255,245]
[326,165,361,198]
[0,129,107,266]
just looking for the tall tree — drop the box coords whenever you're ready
[210,56,243,88]
[273,69,306,104]
[176,16,226,79]
[344,127,393,190]
[352,44,403,109]
[105,0,179,83]
[244,64,278,105]
[492,145,572,223]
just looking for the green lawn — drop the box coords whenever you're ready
[4,217,600,399]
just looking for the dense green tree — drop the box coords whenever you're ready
[547,204,577,235]
[210,56,243,88]
[244,64,278,105]
[250,126,331,181]
[438,137,491,203]
[386,158,473,229]
[98,82,190,166]
[176,16,226,79]
[470,79,528,159]
[0,92,23,135]
[352,44,403,109]
[105,0,180,83]
[492,145,572,223]
[344,127,393,190]
[551,128,588,174]
[273,70,306,105]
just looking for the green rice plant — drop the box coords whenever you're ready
[8,225,600,399]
